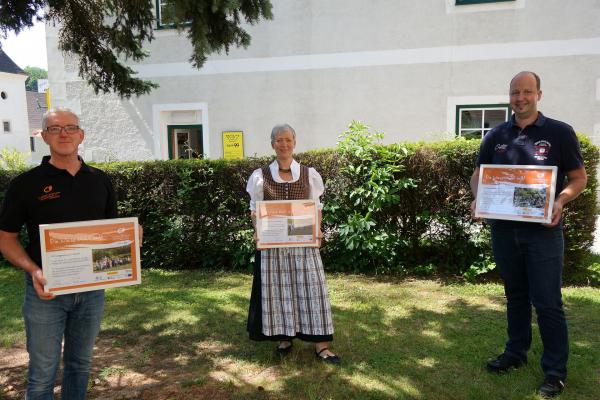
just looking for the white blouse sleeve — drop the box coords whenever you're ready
[308,168,325,209]
[246,168,264,212]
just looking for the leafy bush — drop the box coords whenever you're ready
[0,125,597,279]
[562,134,599,268]
[322,121,416,272]
[0,148,29,171]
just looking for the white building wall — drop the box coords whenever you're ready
[0,72,30,153]
[46,0,600,160]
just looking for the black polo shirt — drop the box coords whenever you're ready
[0,156,117,279]
[476,112,584,228]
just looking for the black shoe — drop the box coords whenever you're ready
[486,353,525,373]
[276,342,293,357]
[315,347,341,365]
[538,376,565,398]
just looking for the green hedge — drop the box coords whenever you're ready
[0,131,597,278]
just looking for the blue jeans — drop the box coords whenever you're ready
[22,283,105,400]
[491,224,568,380]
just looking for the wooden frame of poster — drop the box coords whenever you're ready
[39,217,141,295]
[256,200,319,249]
[475,164,558,224]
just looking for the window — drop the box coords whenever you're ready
[167,125,203,159]
[456,104,510,139]
[156,0,190,28]
[456,0,515,5]
[156,0,173,27]
[3,121,10,133]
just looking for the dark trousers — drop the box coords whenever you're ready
[491,224,568,380]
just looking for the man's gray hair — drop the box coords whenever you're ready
[42,107,80,131]
[270,123,296,144]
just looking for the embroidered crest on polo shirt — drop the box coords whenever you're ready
[534,140,551,161]
[39,185,61,201]
[494,144,508,153]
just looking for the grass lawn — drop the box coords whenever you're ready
[1,266,599,399]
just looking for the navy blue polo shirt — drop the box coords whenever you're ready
[476,112,584,228]
[0,156,117,281]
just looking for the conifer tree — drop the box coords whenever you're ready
[0,0,273,97]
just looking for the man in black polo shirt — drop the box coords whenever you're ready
[0,108,117,399]
[470,71,587,398]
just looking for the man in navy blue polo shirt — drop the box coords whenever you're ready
[470,71,587,398]
[0,108,117,399]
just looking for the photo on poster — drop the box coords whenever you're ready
[92,244,132,273]
[513,186,546,215]
[287,217,314,236]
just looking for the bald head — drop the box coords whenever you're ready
[510,71,541,91]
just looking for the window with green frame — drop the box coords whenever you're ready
[156,0,173,27]
[167,125,203,159]
[155,0,191,28]
[455,0,515,5]
[456,104,511,139]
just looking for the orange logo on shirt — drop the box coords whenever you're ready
[39,185,61,201]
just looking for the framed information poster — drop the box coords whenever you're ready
[39,217,142,295]
[256,200,319,249]
[475,164,558,224]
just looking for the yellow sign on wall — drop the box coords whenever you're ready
[222,131,244,159]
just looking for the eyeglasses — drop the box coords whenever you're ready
[45,125,80,135]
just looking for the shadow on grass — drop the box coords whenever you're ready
[0,266,25,347]
[1,270,600,399]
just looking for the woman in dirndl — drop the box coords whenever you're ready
[246,123,340,364]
